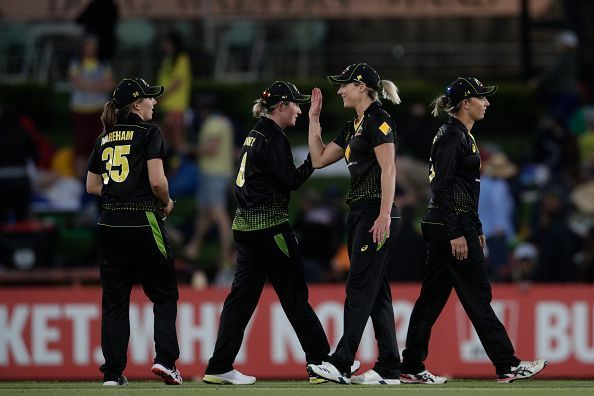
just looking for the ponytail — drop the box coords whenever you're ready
[430,95,462,118]
[252,98,268,118]
[100,100,118,132]
[100,100,137,132]
[378,80,401,105]
[361,80,402,105]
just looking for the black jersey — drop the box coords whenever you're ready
[232,117,314,232]
[87,113,165,226]
[427,117,483,239]
[333,101,396,206]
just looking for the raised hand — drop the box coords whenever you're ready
[309,87,323,119]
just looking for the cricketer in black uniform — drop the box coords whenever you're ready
[401,77,547,383]
[308,63,402,383]
[203,82,330,384]
[86,78,180,385]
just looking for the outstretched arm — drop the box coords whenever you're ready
[308,88,344,168]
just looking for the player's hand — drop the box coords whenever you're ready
[163,198,175,218]
[478,234,486,249]
[309,87,322,119]
[450,236,468,260]
[369,213,390,245]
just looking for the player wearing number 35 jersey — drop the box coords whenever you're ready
[86,77,182,386]
[202,81,331,385]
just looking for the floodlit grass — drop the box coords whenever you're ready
[0,380,593,396]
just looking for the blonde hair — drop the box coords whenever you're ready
[430,95,463,118]
[359,80,401,105]
[100,99,138,131]
[251,99,289,119]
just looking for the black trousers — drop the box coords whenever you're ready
[98,219,179,380]
[401,210,520,375]
[205,226,330,374]
[330,205,401,378]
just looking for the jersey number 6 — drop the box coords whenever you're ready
[236,152,247,187]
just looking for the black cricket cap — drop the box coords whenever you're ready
[446,77,497,98]
[112,77,164,108]
[260,81,311,107]
[327,63,381,89]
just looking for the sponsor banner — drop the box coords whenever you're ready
[0,284,593,379]
[1,0,554,21]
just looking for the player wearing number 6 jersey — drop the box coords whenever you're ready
[86,77,182,386]
[202,81,331,385]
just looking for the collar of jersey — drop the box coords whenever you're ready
[447,116,469,134]
[363,100,383,118]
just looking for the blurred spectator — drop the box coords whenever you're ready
[578,106,594,176]
[510,243,538,283]
[75,0,119,62]
[533,115,579,181]
[479,152,517,281]
[294,187,346,283]
[399,102,437,162]
[532,185,581,282]
[530,30,581,128]
[69,35,114,178]
[575,228,594,282]
[183,94,234,275]
[157,31,192,153]
[0,105,37,223]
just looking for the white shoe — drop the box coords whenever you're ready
[307,361,350,384]
[102,375,128,386]
[351,369,401,385]
[497,359,548,383]
[309,360,360,384]
[203,369,256,385]
[400,370,447,384]
[151,363,182,385]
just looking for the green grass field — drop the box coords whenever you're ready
[1,380,593,396]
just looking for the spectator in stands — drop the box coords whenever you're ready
[532,185,581,282]
[510,242,538,283]
[0,105,37,223]
[157,31,192,153]
[294,186,346,282]
[75,0,119,62]
[69,35,114,178]
[530,30,581,128]
[183,94,234,281]
[479,152,517,281]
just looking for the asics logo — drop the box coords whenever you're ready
[361,245,368,252]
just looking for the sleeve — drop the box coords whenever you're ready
[432,131,465,240]
[367,112,395,148]
[86,138,103,175]
[332,121,350,149]
[266,134,314,191]
[145,127,166,161]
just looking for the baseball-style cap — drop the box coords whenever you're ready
[327,63,381,89]
[112,77,164,108]
[261,81,311,107]
[446,77,497,98]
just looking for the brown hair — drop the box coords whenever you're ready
[100,100,137,132]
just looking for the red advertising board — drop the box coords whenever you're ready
[0,284,593,380]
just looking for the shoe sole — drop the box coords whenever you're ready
[309,376,328,384]
[151,366,181,385]
[306,366,350,385]
[352,379,401,385]
[203,374,255,385]
[497,361,548,384]
[400,376,447,384]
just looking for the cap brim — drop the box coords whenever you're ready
[327,75,350,85]
[144,85,164,97]
[479,85,498,96]
[292,94,311,104]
